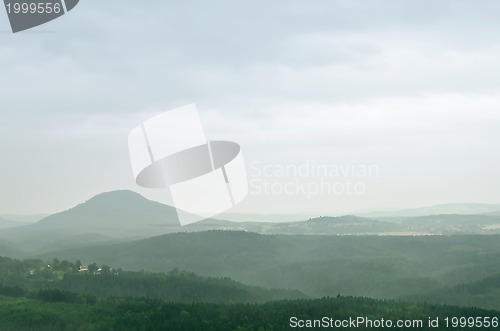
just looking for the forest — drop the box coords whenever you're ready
[0,255,305,303]
[1,254,500,330]
[2,288,500,330]
[33,231,500,311]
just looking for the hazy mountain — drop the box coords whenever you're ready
[0,217,24,229]
[0,190,182,254]
[266,215,403,235]
[374,214,500,235]
[182,215,406,235]
[0,190,404,256]
[486,210,500,216]
[377,214,500,235]
[188,214,500,236]
[2,190,500,256]
[35,190,180,230]
[357,203,500,218]
[0,214,49,224]
[0,239,25,258]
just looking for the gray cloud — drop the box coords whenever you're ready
[1,0,499,214]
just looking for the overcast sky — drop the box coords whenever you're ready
[1,0,500,215]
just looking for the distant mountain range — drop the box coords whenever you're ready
[222,203,500,222]
[189,213,500,236]
[0,217,23,229]
[0,213,48,224]
[356,203,500,217]
[1,190,500,310]
[1,190,500,255]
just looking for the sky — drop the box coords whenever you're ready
[1,0,500,215]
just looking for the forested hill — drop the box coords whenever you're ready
[0,294,498,331]
[0,255,306,304]
[30,231,500,311]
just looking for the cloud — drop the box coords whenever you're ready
[1,0,500,213]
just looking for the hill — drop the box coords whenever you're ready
[0,214,48,224]
[0,191,182,253]
[359,203,500,218]
[270,215,403,234]
[1,294,496,330]
[374,214,500,235]
[2,191,500,256]
[0,191,397,254]
[35,190,180,231]
[0,255,306,304]
[186,213,500,236]
[37,231,500,310]
[0,217,23,229]
[407,273,500,311]
[0,240,25,258]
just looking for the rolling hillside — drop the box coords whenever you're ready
[0,217,23,229]
[0,255,307,304]
[36,231,500,310]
